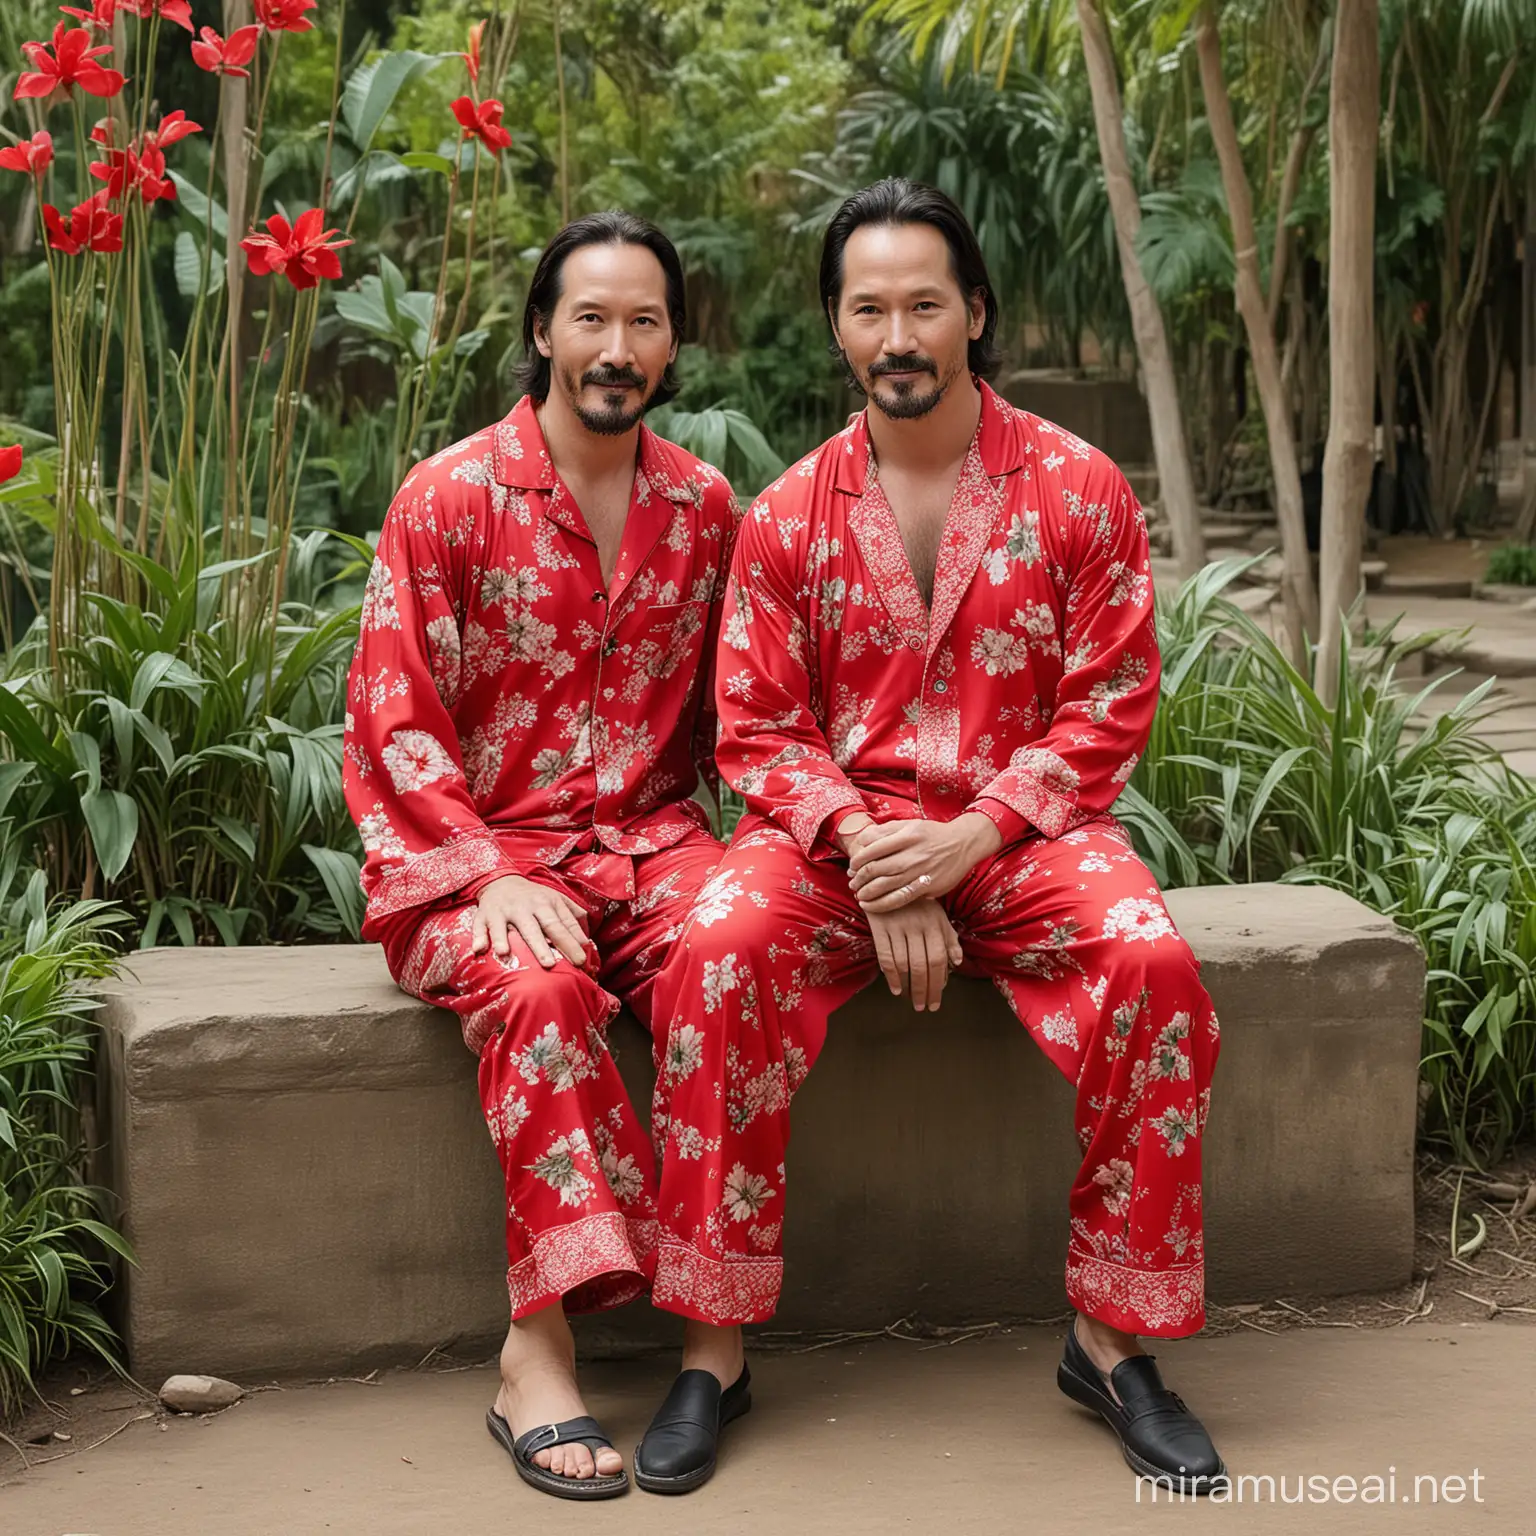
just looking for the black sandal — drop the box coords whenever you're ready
[633,1365,752,1495]
[486,1409,629,1500]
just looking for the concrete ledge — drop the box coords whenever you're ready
[94,883,1425,1379]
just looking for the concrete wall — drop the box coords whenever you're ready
[997,372,1154,467]
[94,883,1424,1380]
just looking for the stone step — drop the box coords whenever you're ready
[1381,573,1476,599]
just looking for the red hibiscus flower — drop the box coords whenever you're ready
[190,24,259,77]
[121,0,195,30]
[59,0,118,30]
[462,20,485,88]
[241,208,352,289]
[451,95,512,155]
[253,0,317,33]
[43,194,124,254]
[0,131,54,177]
[0,445,21,485]
[14,23,127,99]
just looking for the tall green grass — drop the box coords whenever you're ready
[1125,562,1536,1164]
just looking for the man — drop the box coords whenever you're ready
[342,211,738,1501]
[641,179,1225,1494]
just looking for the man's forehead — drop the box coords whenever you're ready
[840,223,958,295]
[555,244,668,310]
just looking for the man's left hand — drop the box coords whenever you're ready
[849,813,1004,912]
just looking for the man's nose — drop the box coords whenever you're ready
[598,325,636,367]
[882,317,912,356]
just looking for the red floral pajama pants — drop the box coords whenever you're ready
[649,813,1220,1338]
[376,830,724,1320]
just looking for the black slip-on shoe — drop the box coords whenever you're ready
[633,1365,752,1494]
[486,1410,629,1500]
[1058,1323,1228,1495]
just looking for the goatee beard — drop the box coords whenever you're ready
[562,365,653,435]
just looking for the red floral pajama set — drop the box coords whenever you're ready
[342,397,737,1318]
[650,383,1220,1337]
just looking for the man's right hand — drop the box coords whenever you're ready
[472,875,589,968]
[868,900,964,1013]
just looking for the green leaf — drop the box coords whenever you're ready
[342,51,451,156]
[80,788,139,882]
[400,150,455,176]
[303,845,364,940]
[170,170,228,240]
[173,229,225,299]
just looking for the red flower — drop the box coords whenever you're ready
[15,23,127,99]
[253,0,317,33]
[0,131,54,177]
[190,24,259,77]
[462,20,485,87]
[59,0,118,30]
[121,0,195,30]
[241,208,352,289]
[0,446,21,485]
[144,109,201,151]
[43,194,123,254]
[451,95,512,155]
[90,144,174,203]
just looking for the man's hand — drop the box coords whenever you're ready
[849,813,1003,913]
[868,900,965,1012]
[472,875,590,968]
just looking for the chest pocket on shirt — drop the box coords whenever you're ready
[622,599,707,686]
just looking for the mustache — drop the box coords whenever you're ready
[867,352,938,379]
[582,365,647,390]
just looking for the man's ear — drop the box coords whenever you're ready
[533,311,553,360]
[968,290,987,342]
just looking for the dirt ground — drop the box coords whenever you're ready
[4,1148,1534,1533]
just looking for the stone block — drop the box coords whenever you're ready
[95,883,1424,1379]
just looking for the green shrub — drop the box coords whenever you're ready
[1483,544,1536,587]
[0,893,131,1426]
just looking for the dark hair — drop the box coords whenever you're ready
[818,177,1002,381]
[515,210,687,405]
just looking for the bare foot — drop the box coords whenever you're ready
[1073,1312,1146,1407]
[680,1319,745,1390]
[494,1302,622,1480]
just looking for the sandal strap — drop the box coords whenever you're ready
[513,1414,615,1460]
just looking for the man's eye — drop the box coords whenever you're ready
[854,305,878,316]
[915,301,937,311]
[635,316,658,326]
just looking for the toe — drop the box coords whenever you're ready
[534,1447,553,1470]
[570,1444,596,1479]
[596,1446,624,1478]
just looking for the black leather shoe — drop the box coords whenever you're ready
[1058,1322,1228,1495]
[633,1365,752,1494]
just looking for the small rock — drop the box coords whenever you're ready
[158,1374,245,1414]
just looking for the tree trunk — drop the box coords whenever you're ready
[1196,4,1318,654]
[1316,0,1380,701]
[1074,0,1205,578]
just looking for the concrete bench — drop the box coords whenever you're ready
[95,883,1424,1380]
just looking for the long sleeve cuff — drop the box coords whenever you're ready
[967,796,1033,847]
[778,779,869,862]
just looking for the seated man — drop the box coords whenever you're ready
[342,211,737,1501]
[641,178,1226,1495]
